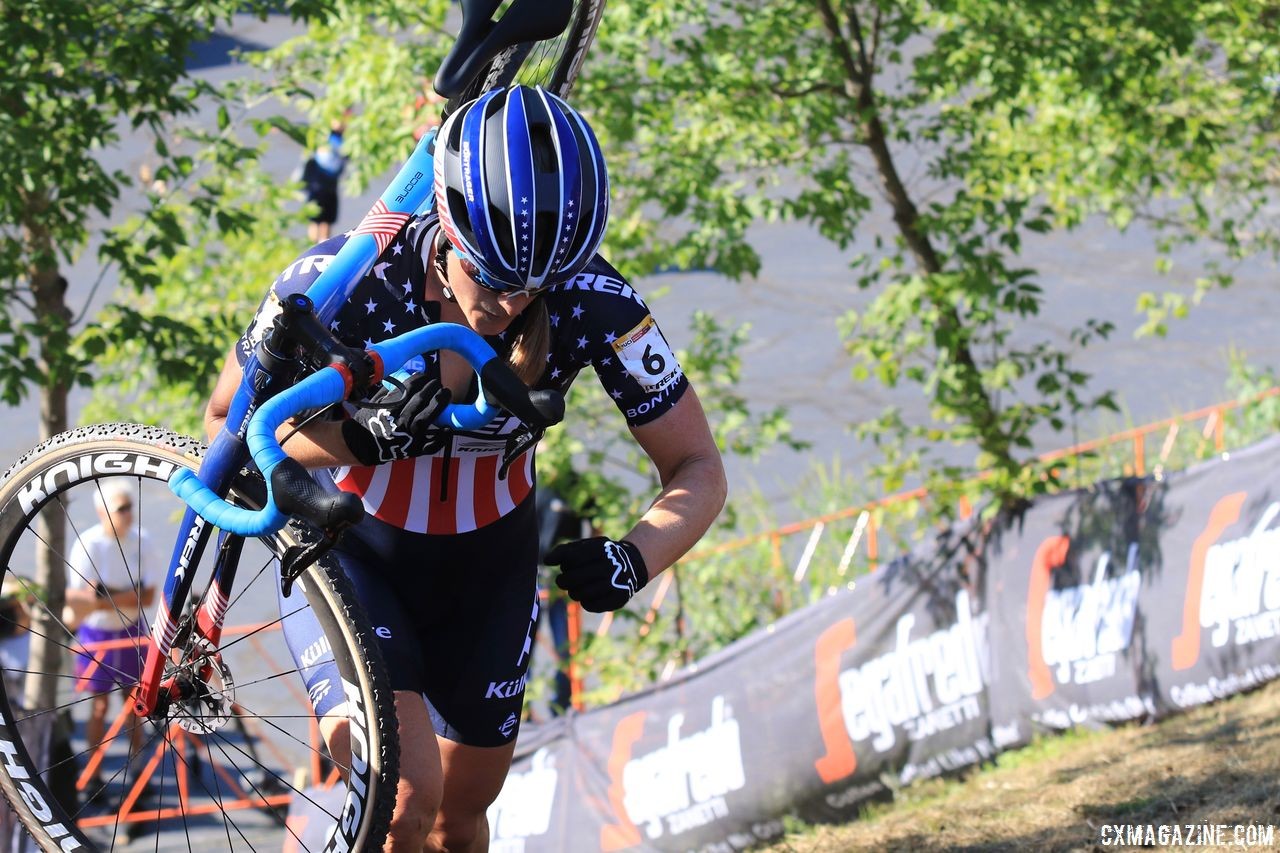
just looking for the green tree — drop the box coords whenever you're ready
[577,0,1280,514]
[0,0,330,707]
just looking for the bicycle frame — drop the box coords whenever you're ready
[132,133,439,717]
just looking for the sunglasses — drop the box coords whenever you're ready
[110,504,133,513]
[434,238,540,296]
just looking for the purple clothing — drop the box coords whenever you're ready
[74,621,145,694]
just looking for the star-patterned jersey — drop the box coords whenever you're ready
[237,212,689,534]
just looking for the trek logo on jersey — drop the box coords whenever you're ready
[487,748,558,848]
[17,453,177,516]
[550,273,646,306]
[599,696,746,848]
[1025,538,1142,699]
[812,590,987,784]
[612,315,681,395]
[1173,493,1280,669]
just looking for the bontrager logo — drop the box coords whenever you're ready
[0,736,83,850]
[322,679,371,853]
[17,453,177,516]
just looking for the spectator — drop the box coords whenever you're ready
[0,575,34,701]
[301,120,348,242]
[66,480,163,789]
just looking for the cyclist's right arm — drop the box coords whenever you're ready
[204,349,359,470]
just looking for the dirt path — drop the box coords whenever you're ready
[766,679,1280,852]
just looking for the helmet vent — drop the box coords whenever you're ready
[530,123,557,172]
[491,207,516,259]
[446,188,473,238]
[535,211,557,262]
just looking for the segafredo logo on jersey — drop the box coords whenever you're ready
[600,696,746,849]
[1172,493,1280,670]
[17,453,178,516]
[321,678,373,853]
[1025,538,1142,699]
[487,748,557,849]
[0,735,83,849]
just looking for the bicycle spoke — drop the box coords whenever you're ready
[170,699,327,823]
[211,602,310,657]
[220,552,277,619]
[200,728,251,853]
[225,694,352,778]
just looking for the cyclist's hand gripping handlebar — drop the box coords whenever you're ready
[169,323,564,537]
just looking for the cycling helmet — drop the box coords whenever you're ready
[434,85,609,293]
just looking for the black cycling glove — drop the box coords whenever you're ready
[546,537,649,613]
[341,371,452,466]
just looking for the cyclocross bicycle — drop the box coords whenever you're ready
[0,0,604,849]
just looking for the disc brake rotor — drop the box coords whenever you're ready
[172,638,236,734]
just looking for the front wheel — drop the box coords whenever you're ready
[0,423,397,851]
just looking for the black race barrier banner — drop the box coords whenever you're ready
[489,434,1280,852]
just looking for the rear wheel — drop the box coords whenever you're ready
[0,424,397,851]
[449,0,606,108]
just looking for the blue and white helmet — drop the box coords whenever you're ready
[434,85,610,293]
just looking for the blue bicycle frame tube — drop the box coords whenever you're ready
[138,131,445,715]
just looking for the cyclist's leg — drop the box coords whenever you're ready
[281,543,437,851]
[431,739,516,853]
[416,495,541,850]
[316,689,440,853]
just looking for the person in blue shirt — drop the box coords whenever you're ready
[301,120,347,242]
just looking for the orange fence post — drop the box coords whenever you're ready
[568,601,584,711]
[1133,432,1145,477]
[866,515,878,572]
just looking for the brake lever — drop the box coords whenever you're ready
[479,360,565,429]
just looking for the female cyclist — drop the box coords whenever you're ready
[203,85,726,851]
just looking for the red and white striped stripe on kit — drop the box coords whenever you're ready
[332,450,534,535]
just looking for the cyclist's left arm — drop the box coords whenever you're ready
[619,385,726,577]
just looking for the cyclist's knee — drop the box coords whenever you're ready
[428,811,488,852]
[385,771,439,850]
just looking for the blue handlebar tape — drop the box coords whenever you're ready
[368,324,499,429]
[169,367,348,537]
[170,322,502,536]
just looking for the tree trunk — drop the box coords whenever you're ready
[816,0,1016,479]
[21,210,72,712]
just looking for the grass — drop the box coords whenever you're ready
[764,679,1280,852]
